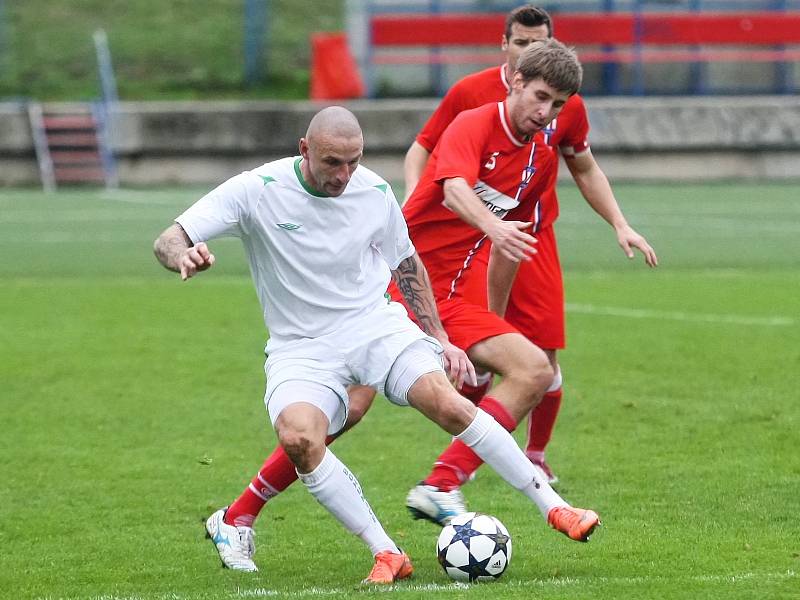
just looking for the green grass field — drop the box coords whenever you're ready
[1,182,798,599]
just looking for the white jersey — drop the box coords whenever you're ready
[176,157,415,353]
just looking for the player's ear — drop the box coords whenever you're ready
[299,138,309,159]
[501,35,508,51]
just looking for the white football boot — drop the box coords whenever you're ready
[406,483,467,526]
[205,507,258,572]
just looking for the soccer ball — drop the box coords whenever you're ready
[436,512,512,582]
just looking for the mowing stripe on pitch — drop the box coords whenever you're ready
[567,303,795,327]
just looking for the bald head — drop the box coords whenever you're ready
[306,106,362,141]
[299,107,364,197]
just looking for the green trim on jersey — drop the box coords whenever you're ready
[260,175,276,185]
[293,157,328,198]
[374,183,388,194]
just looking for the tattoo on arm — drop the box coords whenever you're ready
[392,254,445,337]
[154,224,191,272]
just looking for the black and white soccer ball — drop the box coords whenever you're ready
[436,512,512,582]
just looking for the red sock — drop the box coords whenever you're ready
[526,388,562,455]
[458,377,491,405]
[225,435,335,527]
[424,396,517,491]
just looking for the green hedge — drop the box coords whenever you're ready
[0,0,343,100]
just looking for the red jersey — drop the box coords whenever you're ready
[403,101,557,300]
[416,65,510,153]
[415,64,591,232]
[531,95,589,230]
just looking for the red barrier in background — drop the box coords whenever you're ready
[310,32,365,100]
[371,12,800,47]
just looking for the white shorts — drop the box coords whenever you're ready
[265,301,445,434]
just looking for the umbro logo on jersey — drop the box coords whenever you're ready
[277,223,302,231]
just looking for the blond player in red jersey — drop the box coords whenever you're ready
[404,5,658,490]
[206,40,601,574]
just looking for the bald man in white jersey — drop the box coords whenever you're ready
[154,107,582,584]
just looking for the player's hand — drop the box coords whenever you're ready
[486,220,538,262]
[179,242,216,280]
[440,341,477,390]
[615,224,658,267]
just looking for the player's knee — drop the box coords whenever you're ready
[533,354,556,390]
[435,391,477,433]
[408,373,476,434]
[277,428,310,457]
[275,423,325,471]
[507,347,553,394]
[281,433,325,472]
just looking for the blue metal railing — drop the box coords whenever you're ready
[243,0,269,87]
[93,29,119,189]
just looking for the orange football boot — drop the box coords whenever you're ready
[362,550,414,584]
[547,506,601,542]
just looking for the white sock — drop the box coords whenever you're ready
[456,409,567,517]
[298,448,400,556]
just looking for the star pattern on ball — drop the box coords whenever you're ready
[462,552,493,582]
[485,531,510,555]
[450,518,481,550]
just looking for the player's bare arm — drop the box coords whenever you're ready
[154,223,216,280]
[565,150,659,267]
[442,177,537,262]
[402,141,431,201]
[391,253,477,387]
[391,253,448,339]
[486,245,521,318]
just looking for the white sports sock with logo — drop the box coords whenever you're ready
[298,448,400,556]
[456,409,567,517]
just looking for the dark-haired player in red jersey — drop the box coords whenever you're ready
[404,5,658,491]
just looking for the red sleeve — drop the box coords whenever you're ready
[416,80,472,152]
[432,109,489,187]
[558,95,590,157]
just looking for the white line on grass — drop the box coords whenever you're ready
[0,231,149,243]
[98,190,199,205]
[30,571,797,600]
[567,303,796,327]
[557,214,800,234]
[0,212,160,225]
[232,570,797,597]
